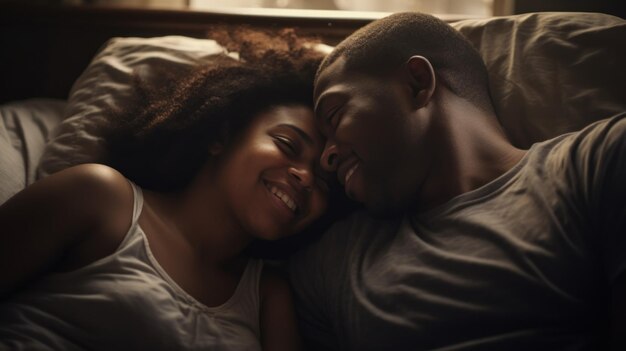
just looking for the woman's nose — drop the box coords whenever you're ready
[289,165,314,189]
[320,141,338,172]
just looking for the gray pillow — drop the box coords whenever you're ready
[452,12,626,148]
[0,98,65,204]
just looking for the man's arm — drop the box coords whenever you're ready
[580,115,626,349]
[566,114,626,348]
[598,117,626,350]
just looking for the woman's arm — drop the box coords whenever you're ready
[260,265,303,351]
[0,163,133,298]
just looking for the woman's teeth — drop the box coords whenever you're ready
[270,186,297,212]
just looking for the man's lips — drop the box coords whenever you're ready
[337,157,360,186]
[344,163,358,186]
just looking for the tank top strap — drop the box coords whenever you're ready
[244,259,264,292]
[127,180,144,224]
[226,258,264,317]
[113,180,145,250]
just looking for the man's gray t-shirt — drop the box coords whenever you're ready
[289,115,625,350]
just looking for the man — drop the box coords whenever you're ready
[289,12,625,350]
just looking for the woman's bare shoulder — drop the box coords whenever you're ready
[36,163,133,215]
[47,163,129,189]
[0,164,138,283]
[46,164,138,267]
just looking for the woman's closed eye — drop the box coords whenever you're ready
[274,135,299,156]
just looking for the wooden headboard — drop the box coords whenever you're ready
[0,4,371,104]
[0,3,470,105]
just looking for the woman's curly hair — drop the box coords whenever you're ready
[104,27,325,192]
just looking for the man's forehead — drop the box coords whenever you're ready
[314,56,350,100]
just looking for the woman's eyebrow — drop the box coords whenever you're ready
[277,124,314,146]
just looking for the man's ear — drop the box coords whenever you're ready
[405,55,436,108]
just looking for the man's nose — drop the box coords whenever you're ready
[320,141,338,172]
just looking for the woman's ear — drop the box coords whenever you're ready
[405,55,436,108]
[210,124,231,156]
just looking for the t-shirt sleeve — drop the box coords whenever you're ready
[288,220,352,351]
[569,114,626,284]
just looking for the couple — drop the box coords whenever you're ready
[1,12,624,350]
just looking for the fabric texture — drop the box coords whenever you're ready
[0,99,65,205]
[0,181,264,351]
[451,12,626,148]
[289,114,626,350]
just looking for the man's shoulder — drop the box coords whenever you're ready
[550,113,626,165]
[529,113,626,164]
[565,113,626,145]
[594,113,626,146]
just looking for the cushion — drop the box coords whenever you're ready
[451,12,626,148]
[37,36,228,178]
[0,98,65,204]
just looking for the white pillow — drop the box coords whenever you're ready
[452,12,626,148]
[37,36,228,178]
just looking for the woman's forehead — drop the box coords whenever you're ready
[255,105,321,141]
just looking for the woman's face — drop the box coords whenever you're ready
[215,104,330,241]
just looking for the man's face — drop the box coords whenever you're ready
[314,56,432,215]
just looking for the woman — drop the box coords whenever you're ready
[0,28,332,350]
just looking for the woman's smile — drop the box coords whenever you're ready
[263,180,302,218]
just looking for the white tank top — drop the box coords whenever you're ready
[0,182,263,351]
